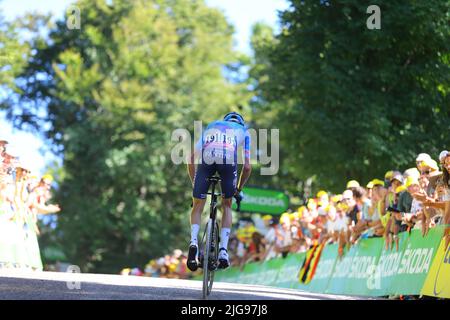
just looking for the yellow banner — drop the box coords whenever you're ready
[421,240,450,299]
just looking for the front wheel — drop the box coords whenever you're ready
[202,220,212,299]
[202,219,220,299]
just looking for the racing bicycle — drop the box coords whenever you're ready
[198,176,241,299]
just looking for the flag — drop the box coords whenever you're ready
[298,243,325,284]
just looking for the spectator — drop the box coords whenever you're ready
[404,176,424,232]
[323,205,339,244]
[244,231,266,263]
[276,214,293,258]
[290,211,306,252]
[334,201,349,257]
[439,151,450,249]
[342,189,360,244]
[353,186,381,240]
[369,179,390,248]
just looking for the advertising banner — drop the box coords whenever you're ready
[214,227,446,297]
[232,187,289,215]
[388,227,443,295]
[272,253,305,288]
[421,239,450,299]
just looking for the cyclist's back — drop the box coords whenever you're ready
[193,119,250,200]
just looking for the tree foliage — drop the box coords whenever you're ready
[8,0,250,272]
[251,0,450,192]
[0,8,29,99]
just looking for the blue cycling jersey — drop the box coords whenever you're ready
[194,120,251,165]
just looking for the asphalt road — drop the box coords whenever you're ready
[0,269,373,300]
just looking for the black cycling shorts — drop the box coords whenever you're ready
[193,163,237,199]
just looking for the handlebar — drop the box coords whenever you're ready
[189,191,243,212]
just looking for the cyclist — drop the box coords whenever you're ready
[186,112,252,271]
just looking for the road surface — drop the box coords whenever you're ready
[0,269,374,300]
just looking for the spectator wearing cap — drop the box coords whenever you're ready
[322,205,342,245]
[417,156,439,179]
[258,214,273,236]
[384,171,394,189]
[305,199,321,242]
[263,216,281,261]
[390,172,404,202]
[333,202,349,257]
[299,208,313,248]
[342,189,360,245]
[411,157,442,236]
[366,181,374,199]
[370,179,389,245]
[275,213,293,258]
[346,180,360,192]
[316,190,329,208]
[290,211,305,252]
[403,176,427,232]
[384,172,406,250]
[397,169,414,215]
[416,153,432,169]
[316,191,330,242]
[353,186,383,239]
[388,184,411,251]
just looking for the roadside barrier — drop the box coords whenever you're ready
[213,226,449,298]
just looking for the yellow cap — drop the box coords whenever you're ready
[371,179,385,187]
[366,181,374,189]
[395,185,407,194]
[405,176,419,188]
[384,170,394,180]
[42,174,54,183]
[297,206,306,213]
[280,213,290,224]
[316,190,328,198]
[262,215,272,221]
[307,199,317,210]
[331,194,342,203]
[346,180,360,189]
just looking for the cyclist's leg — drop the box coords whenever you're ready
[218,163,237,231]
[188,163,215,271]
[217,164,238,268]
[191,163,216,243]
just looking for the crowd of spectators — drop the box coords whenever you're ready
[0,139,60,270]
[225,151,450,267]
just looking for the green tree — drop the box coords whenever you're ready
[0,7,29,101]
[8,0,250,273]
[251,0,450,192]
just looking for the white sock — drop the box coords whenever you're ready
[220,228,231,250]
[190,224,200,246]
